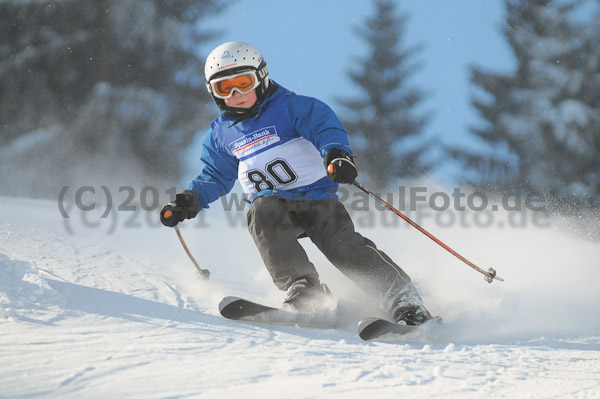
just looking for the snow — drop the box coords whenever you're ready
[1,195,600,398]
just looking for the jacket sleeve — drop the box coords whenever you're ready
[285,94,353,157]
[187,129,239,211]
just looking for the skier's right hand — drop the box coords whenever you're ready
[160,190,199,227]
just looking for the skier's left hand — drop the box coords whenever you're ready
[324,148,357,184]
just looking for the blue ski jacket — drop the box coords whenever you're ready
[187,81,353,211]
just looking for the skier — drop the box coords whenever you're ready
[160,41,434,326]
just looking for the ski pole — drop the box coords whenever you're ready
[352,180,503,283]
[163,208,210,279]
[173,225,210,279]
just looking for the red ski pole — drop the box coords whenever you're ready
[351,180,503,283]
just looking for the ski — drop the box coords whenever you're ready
[357,316,442,342]
[220,296,441,341]
[218,296,337,329]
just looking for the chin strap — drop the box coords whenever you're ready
[224,81,277,128]
[226,102,261,128]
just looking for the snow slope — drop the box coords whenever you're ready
[1,195,599,398]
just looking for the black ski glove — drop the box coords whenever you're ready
[160,190,199,227]
[324,148,357,184]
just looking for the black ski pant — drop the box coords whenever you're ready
[247,196,421,312]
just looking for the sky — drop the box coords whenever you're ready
[197,0,516,182]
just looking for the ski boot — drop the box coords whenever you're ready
[283,276,331,312]
[391,295,434,326]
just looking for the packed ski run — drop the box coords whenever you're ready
[1,195,600,398]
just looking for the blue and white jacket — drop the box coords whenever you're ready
[188,82,353,211]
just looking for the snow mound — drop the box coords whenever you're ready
[0,254,62,323]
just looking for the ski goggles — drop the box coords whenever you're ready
[209,70,260,99]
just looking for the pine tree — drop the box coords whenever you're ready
[338,0,431,190]
[0,0,225,196]
[578,1,600,206]
[454,0,600,207]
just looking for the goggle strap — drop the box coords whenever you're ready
[257,65,268,80]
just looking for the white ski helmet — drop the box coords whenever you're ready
[204,41,270,112]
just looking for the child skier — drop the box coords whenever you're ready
[160,41,433,326]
